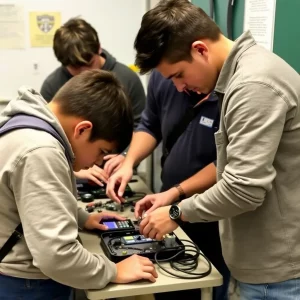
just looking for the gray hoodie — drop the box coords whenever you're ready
[41,49,146,128]
[0,87,116,289]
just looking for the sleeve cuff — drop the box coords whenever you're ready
[77,207,90,229]
[102,254,118,283]
[180,196,209,223]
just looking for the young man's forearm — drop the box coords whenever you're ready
[169,162,216,202]
[123,132,157,168]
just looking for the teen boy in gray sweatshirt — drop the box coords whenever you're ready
[0,70,157,299]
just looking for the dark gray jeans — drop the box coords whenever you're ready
[0,274,73,300]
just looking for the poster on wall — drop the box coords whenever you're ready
[29,11,61,47]
[0,4,25,49]
[244,0,277,51]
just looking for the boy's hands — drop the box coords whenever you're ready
[113,254,158,283]
[74,165,108,186]
[84,212,126,231]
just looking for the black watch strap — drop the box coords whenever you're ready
[173,216,185,227]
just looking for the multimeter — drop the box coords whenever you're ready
[100,219,136,231]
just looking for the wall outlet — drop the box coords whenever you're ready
[33,62,40,75]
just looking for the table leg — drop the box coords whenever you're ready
[201,287,212,300]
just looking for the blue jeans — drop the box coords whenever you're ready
[239,278,300,300]
[0,274,73,300]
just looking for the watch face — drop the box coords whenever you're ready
[170,205,180,220]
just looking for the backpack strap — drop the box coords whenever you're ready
[0,114,72,263]
[0,114,72,163]
[0,224,23,263]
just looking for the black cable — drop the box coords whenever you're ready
[108,236,212,280]
[108,237,120,249]
[209,0,215,19]
[109,237,151,253]
[104,193,146,210]
[123,192,147,202]
[150,149,155,192]
[123,192,147,206]
[227,0,235,40]
[154,239,212,279]
[120,246,146,252]
[131,192,147,198]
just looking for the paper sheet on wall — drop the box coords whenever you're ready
[0,4,25,49]
[244,0,277,51]
[29,11,61,47]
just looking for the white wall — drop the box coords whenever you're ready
[0,0,147,100]
[0,0,151,180]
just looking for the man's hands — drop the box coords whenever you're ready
[107,164,133,203]
[84,212,126,231]
[113,254,158,283]
[139,206,178,240]
[134,188,179,219]
[74,165,108,186]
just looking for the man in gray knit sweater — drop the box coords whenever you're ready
[108,1,300,299]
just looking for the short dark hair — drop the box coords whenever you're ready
[53,70,133,153]
[134,0,221,74]
[53,18,100,67]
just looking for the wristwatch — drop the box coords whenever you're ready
[169,205,185,227]
[174,184,186,201]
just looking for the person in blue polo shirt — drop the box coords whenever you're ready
[107,70,230,300]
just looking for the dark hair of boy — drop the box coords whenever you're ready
[134,0,221,74]
[53,18,100,67]
[53,69,133,152]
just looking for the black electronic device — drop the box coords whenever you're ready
[100,220,212,280]
[100,219,136,232]
[80,193,94,203]
[100,230,184,262]
[76,179,134,199]
[121,234,155,245]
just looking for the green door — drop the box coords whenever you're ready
[192,0,300,72]
[191,0,244,40]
